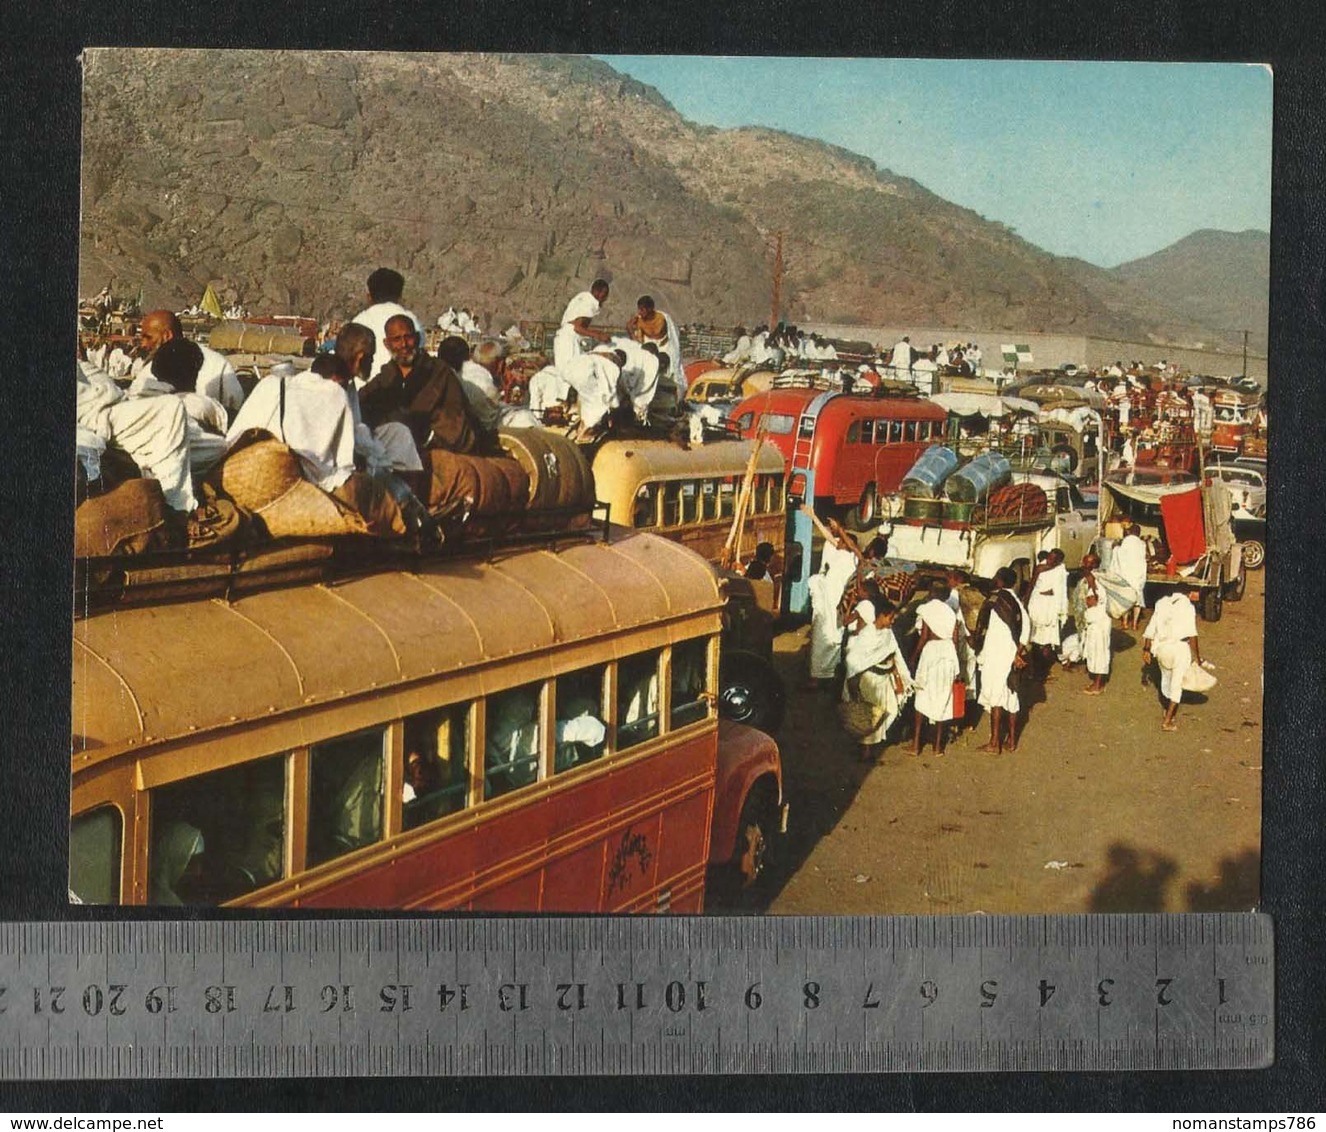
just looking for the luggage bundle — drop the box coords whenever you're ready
[498,428,596,519]
[214,438,369,539]
[425,449,530,517]
[984,482,1048,523]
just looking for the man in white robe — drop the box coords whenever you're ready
[842,591,913,763]
[1142,591,1202,731]
[723,327,752,366]
[133,337,230,478]
[561,348,625,437]
[351,268,425,386]
[890,335,914,378]
[807,519,860,685]
[553,280,611,371]
[136,309,244,414]
[226,349,406,537]
[77,361,195,512]
[1114,523,1149,630]
[609,335,661,424]
[461,340,540,430]
[974,567,1030,754]
[910,580,961,755]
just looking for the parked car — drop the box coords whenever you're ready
[1208,464,1267,516]
[1231,512,1266,569]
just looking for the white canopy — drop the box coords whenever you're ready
[930,392,1040,418]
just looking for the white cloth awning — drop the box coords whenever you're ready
[1104,479,1199,506]
[930,392,1039,418]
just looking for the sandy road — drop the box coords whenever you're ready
[754,571,1263,916]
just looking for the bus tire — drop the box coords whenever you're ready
[718,650,786,734]
[1241,539,1265,569]
[847,484,878,530]
[708,778,781,907]
[1224,566,1247,602]
[1199,586,1223,622]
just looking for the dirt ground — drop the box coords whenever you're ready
[753,570,1263,915]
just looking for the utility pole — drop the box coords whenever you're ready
[1241,329,1249,379]
[770,231,784,329]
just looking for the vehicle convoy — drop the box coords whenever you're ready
[880,448,1097,583]
[730,380,948,614]
[71,427,788,910]
[1097,473,1245,622]
[591,436,790,734]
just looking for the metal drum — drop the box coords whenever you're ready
[901,446,959,498]
[946,453,1012,503]
[903,496,945,521]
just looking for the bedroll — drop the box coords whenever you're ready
[74,478,180,558]
[426,449,530,517]
[497,428,595,511]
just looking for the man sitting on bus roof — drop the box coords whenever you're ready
[224,350,409,538]
[562,347,626,441]
[462,340,540,430]
[626,295,685,397]
[134,309,245,415]
[351,268,425,386]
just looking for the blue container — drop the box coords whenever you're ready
[946,452,1012,503]
[901,445,959,498]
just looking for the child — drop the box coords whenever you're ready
[1082,591,1112,695]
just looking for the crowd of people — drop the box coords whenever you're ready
[75,269,710,543]
[810,522,1208,765]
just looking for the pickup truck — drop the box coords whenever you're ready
[880,480,1097,583]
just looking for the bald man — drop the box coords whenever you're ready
[136,310,245,414]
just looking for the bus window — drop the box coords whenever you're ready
[618,651,661,749]
[403,705,470,831]
[860,419,876,444]
[904,421,917,442]
[670,639,711,729]
[735,412,753,431]
[681,481,701,523]
[661,483,682,527]
[485,683,542,800]
[889,420,903,443]
[555,665,608,773]
[701,479,719,520]
[308,730,385,867]
[632,483,658,528]
[797,415,815,439]
[719,479,737,519]
[760,413,795,436]
[770,474,785,513]
[150,755,285,904]
[70,806,121,905]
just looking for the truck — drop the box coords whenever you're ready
[880,478,1098,585]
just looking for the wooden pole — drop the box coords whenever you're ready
[770,231,784,329]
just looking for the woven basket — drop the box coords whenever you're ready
[215,438,368,539]
[837,697,886,740]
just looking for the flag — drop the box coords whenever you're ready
[200,284,224,319]
[1000,343,1034,367]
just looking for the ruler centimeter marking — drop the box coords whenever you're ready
[0,913,1272,1078]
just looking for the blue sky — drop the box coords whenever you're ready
[596,57,1272,268]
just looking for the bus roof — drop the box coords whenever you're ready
[73,528,722,764]
[592,438,784,486]
[729,388,946,421]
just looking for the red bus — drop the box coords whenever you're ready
[729,386,948,526]
[70,529,785,911]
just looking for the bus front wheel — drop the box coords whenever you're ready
[718,650,786,734]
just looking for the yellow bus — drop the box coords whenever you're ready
[591,438,790,735]
[70,529,785,911]
[591,438,787,571]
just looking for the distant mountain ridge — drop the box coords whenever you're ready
[79,50,1266,354]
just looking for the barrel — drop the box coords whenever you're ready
[901,446,959,498]
[945,453,1012,503]
[498,427,595,511]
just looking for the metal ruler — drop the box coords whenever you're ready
[0,913,1272,1077]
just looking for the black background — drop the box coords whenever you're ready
[1,0,1322,1112]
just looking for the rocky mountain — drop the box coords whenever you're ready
[79,49,1264,352]
[1108,229,1270,354]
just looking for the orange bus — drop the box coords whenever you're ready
[70,529,785,911]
